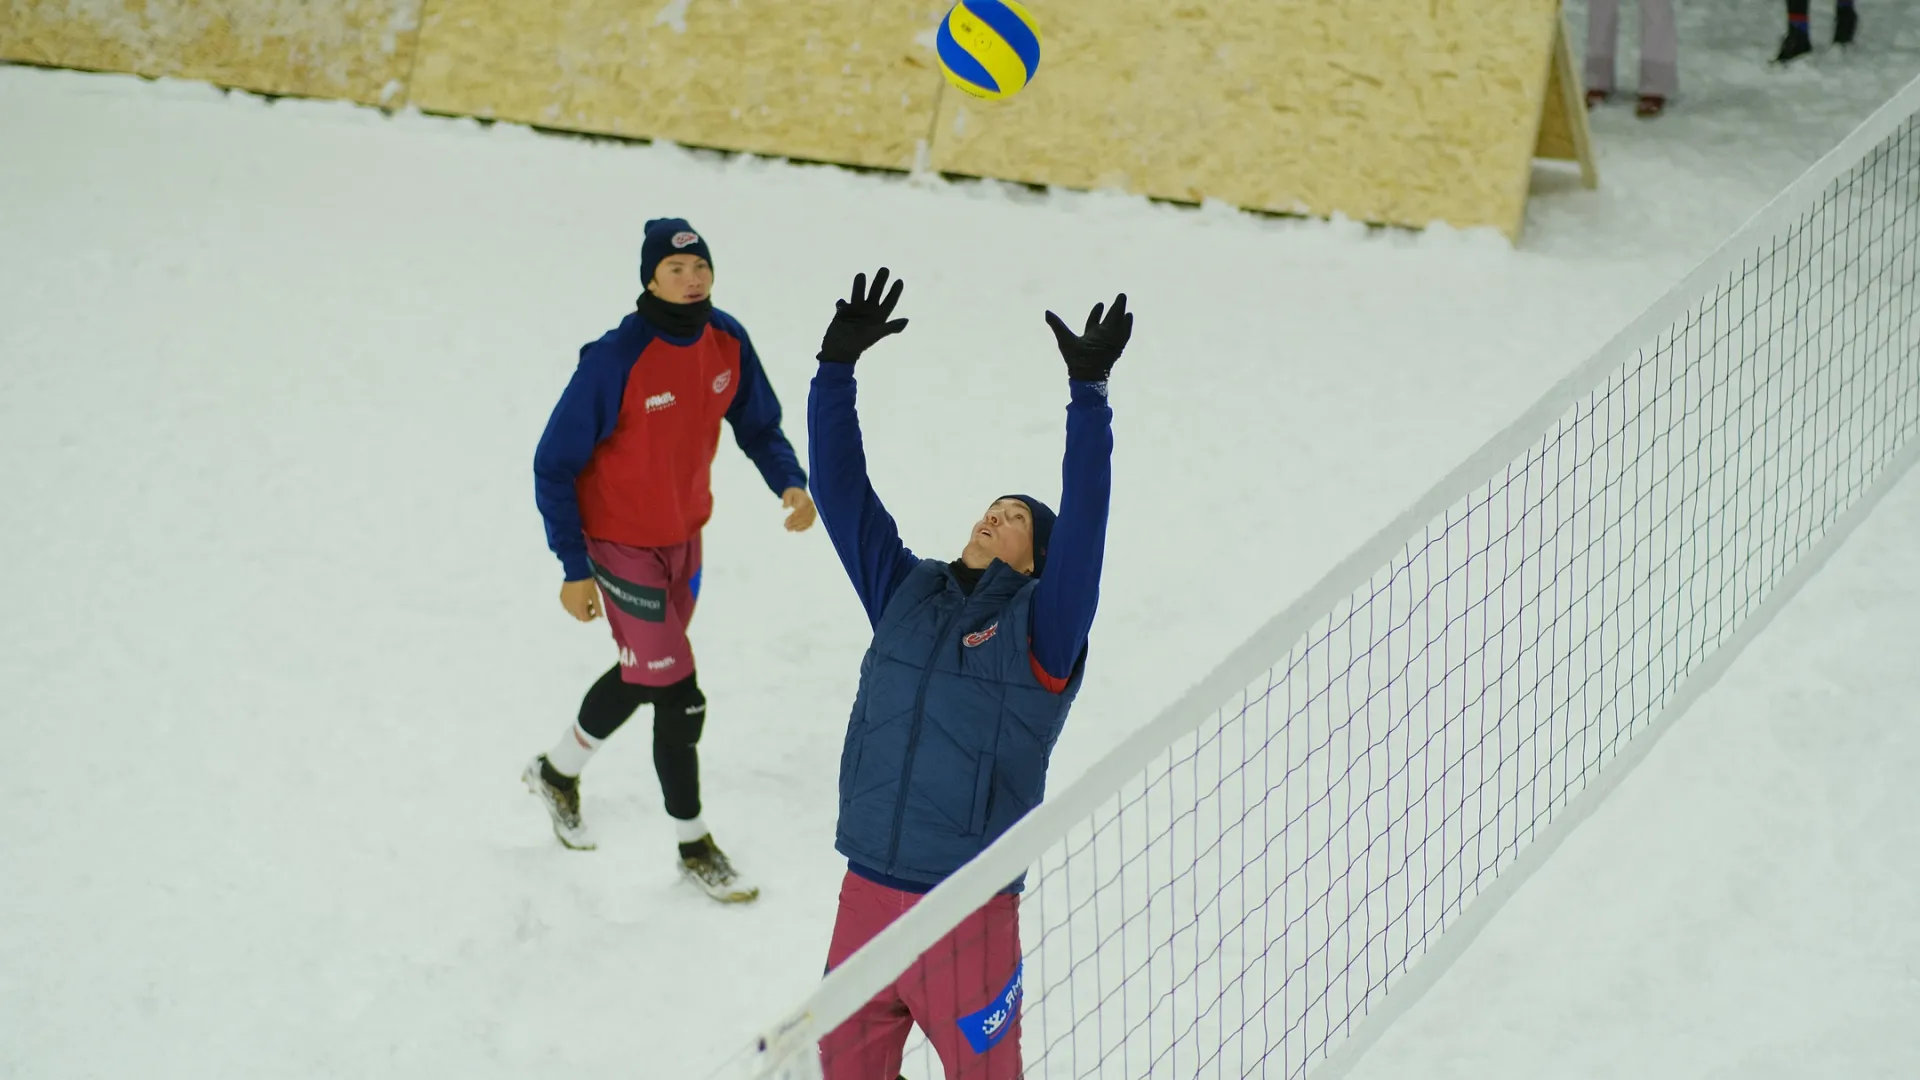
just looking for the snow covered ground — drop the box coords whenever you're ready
[2,1,1918,1076]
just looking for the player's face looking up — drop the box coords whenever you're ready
[959,497,1036,576]
[648,254,713,304]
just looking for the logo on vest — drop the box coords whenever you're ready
[646,656,676,672]
[645,390,677,413]
[963,622,999,648]
[712,370,732,394]
[672,230,700,249]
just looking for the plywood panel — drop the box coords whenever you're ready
[408,0,949,170]
[1535,25,1578,161]
[1534,13,1599,189]
[927,0,1565,238]
[3,0,1590,235]
[0,0,423,106]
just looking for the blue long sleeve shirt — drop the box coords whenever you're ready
[807,362,1113,686]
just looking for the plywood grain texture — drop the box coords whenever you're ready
[4,0,1597,237]
[407,0,950,169]
[1533,14,1599,189]
[927,0,1567,239]
[0,0,423,105]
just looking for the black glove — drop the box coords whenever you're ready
[1045,293,1132,383]
[817,267,909,365]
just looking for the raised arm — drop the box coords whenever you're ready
[1029,294,1131,691]
[807,268,920,627]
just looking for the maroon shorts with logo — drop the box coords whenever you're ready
[818,871,1023,1080]
[584,534,701,687]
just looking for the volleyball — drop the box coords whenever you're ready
[936,0,1042,102]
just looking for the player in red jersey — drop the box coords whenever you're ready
[524,219,813,903]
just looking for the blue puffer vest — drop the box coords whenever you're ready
[834,558,1086,889]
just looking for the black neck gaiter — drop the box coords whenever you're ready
[949,560,985,596]
[637,291,713,338]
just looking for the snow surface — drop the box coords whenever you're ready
[3,1,1920,1076]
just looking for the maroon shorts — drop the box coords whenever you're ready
[584,534,701,688]
[818,871,1023,1080]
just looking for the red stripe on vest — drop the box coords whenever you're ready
[1030,649,1069,694]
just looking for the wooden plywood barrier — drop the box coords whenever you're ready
[1534,16,1599,189]
[0,0,424,106]
[406,0,951,171]
[930,0,1595,239]
[3,0,1595,239]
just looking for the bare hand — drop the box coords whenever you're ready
[782,487,818,532]
[560,578,601,622]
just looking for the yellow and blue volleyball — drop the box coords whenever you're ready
[937,0,1042,101]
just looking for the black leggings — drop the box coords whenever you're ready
[577,665,707,821]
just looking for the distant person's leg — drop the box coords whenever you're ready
[1586,0,1622,106]
[1779,0,1814,63]
[1637,0,1677,116]
[1836,0,1858,46]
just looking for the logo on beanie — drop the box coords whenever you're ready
[672,231,701,249]
[712,370,732,394]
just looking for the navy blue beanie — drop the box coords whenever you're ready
[640,218,713,287]
[1003,493,1056,576]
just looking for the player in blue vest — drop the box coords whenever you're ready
[805,267,1130,1080]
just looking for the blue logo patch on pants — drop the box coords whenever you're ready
[956,961,1023,1055]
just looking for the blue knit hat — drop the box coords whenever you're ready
[640,218,713,287]
[1002,493,1056,576]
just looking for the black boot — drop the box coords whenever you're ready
[1776,26,1814,63]
[1835,5,1858,46]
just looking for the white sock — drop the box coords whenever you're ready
[673,815,709,844]
[545,724,602,778]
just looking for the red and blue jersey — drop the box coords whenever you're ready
[534,307,806,581]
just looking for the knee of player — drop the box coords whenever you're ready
[653,674,707,746]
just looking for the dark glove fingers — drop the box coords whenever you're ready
[878,276,905,319]
[1092,295,1132,353]
[1045,310,1076,352]
[1082,302,1105,337]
